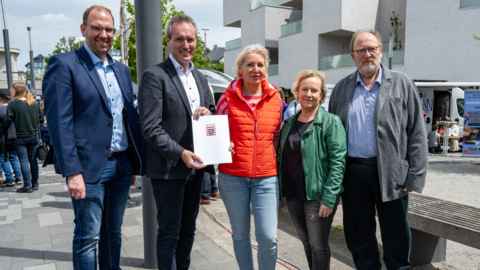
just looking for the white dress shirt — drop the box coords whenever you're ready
[169,54,201,113]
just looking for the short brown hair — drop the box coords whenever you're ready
[432,125,439,131]
[350,29,383,52]
[165,14,198,40]
[277,88,285,103]
[291,70,327,104]
[83,5,114,26]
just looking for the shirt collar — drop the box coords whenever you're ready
[169,54,194,73]
[356,65,383,89]
[83,43,115,68]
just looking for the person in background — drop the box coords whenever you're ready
[277,87,288,116]
[278,70,346,270]
[216,43,282,270]
[3,83,44,193]
[200,171,219,205]
[428,125,441,153]
[0,90,22,187]
[284,96,301,120]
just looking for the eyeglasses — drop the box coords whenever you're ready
[85,24,116,35]
[354,46,379,56]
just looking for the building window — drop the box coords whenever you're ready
[461,0,480,8]
[35,63,38,67]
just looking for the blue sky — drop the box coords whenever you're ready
[1,0,240,71]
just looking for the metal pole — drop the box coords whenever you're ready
[135,0,162,268]
[0,0,12,90]
[27,27,36,90]
[389,32,393,70]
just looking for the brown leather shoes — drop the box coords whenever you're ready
[200,199,211,205]
[211,192,220,198]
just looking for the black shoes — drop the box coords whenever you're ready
[16,186,33,193]
[32,184,39,190]
[15,178,22,185]
[4,180,15,187]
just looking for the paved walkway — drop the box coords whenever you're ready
[1,154,479,269]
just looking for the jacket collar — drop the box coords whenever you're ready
[284,105,327,125]
[164,57,194,115]
[229,79,277,99]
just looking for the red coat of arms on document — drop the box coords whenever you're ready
[206,125,216,136]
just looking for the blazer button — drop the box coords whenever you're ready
[106,145,111,149]
[108,122,113,127]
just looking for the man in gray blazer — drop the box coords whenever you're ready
[329,29,427,270]
[138,14,215,270]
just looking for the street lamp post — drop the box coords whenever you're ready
[201,29,209,56]
[134,0,163,268]
[0,0,12,91]
[27,27,35,90]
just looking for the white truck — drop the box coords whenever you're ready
[416,82,480,139]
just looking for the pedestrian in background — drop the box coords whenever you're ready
[200,171,219,205]
[278,70,346,270]
[3,83,44,193]
[42,5,146,270]
[0,90,22,187]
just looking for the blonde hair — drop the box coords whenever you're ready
[350,29,383,52]
[12,83,36,106]
[234,43,270,79]
[291,70,327,104]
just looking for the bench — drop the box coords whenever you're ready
[408,193,480,266]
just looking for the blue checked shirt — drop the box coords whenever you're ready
[84,43,129,153]
[347,66,383,158]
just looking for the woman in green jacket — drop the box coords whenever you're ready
[278,70,346,270]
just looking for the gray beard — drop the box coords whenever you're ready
[357,58,381,77]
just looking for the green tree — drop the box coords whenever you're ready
[474,34,480,41]
[44,36,85,65]
[114,0,223,82]
[390,11,403,50]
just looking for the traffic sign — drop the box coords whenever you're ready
[26,83,31,90]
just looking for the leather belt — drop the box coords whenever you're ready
[108,151,126,158]
[348,157,377,165]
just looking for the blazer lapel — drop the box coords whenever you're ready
[112,64,131,104]
[342,71,358,133]
[165,58,193,116]
[374,64,392,132]
[76,47,109,108]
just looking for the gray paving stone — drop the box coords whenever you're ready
[56,261,74,270]
[31,242,53,251]
[0,255,12,267]
[22,230,51,246]
[124,235,144,245]
[38,211,63,227]
[213,260,241,270]
[0,246,12,256]
[1,234,22,244]
[24,263,57,270]
[189,250,211,268]
[13,217,39,229]
[50,231,72,241]
[0,216,5,221]
[51,238,72,249]
[48,224,73,235]
[11,226,49,237]
[11,257,45,269]
[44,249,72,264]
[0,223,13,230]
[123,242,144,258]
[121,214,139,226]
[196,240,235,264]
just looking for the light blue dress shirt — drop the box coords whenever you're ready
[84,43,129,153]
[347,66,383,158]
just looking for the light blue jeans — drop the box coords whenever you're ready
[218,171,279,270]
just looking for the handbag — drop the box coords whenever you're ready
[36,105,48,160]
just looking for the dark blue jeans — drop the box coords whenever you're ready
[151,168,204,270]
[0,151,22,181]
[70,154,133,270]
[286,197,339,270]
[201,171,218,200]
[14,135,39,187]
[342,163,411,270]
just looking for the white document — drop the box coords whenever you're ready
[191,115,232,165]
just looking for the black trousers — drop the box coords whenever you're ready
[342,163,411,270]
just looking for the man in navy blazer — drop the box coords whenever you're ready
[42,5,146,270]
[138,14,215,270]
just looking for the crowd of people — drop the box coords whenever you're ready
[36,4,428,270]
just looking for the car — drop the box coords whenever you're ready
[197,68,233,105]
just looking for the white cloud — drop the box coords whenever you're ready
[31,13,73,24]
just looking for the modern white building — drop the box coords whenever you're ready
[0,47,21,90]
[223,0,480,88]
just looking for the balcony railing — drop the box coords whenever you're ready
[281,20,302,37]
[319,50,405,70]
[251,0,279,10]
[461,0,480,8]
[268,64,279,76]
[225,38,241,51]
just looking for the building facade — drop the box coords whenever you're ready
[223,0,480,87]
[25,54,45,79]
[0,47,21,90]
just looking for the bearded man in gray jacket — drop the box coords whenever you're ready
[328,29,427,270]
